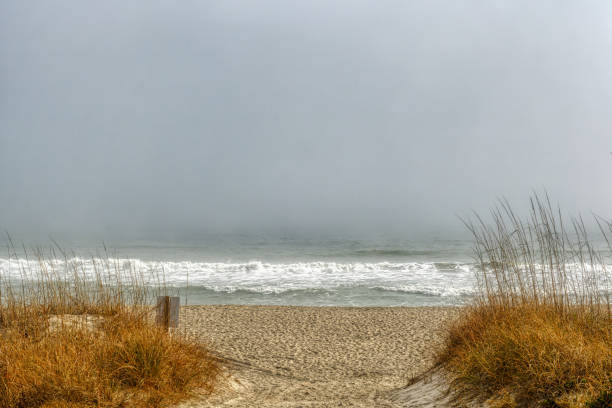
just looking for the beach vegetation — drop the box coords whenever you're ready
[438,194,612,407]
[0,245,220,408]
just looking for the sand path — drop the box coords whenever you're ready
[176,305,460,407]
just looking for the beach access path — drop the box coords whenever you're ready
[175,305,460,408]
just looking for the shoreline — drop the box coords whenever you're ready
[177,305,461,407]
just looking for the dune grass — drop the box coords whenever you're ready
[438,195,612,407]
[0,244,220,408]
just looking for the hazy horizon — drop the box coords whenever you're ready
[2,1,612,242]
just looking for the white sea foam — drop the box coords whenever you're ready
[0,257,476,298]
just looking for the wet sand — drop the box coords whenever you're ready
[176,305,460,407]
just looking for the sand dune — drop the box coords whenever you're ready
[175,305,460,407]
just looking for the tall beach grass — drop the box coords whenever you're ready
[439,195,612,407]
[0,241,220,408]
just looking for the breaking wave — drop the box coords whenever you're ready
[0,257,476,303]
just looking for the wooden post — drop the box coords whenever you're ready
[156,296,180,331]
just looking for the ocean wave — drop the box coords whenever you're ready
[3,256,611,306]
[0,257,477,298]
[371,285,473,297]
[350,249,440,257]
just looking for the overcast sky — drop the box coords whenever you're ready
[1,1,612,241]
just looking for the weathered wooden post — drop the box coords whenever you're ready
[156,296,180,331]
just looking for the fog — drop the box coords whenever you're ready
[1,1,612,241]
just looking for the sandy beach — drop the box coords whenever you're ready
[177,306,461,407]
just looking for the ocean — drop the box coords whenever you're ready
[0,235,479,306]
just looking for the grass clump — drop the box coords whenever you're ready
[439,195,612,407]
[0,245,220,408]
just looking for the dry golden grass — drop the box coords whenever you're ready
[439,195,612,408]
[441,304,612,407]
[0,245,221,408]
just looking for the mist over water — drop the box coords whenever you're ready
[2,1,612,241]
[2,2,612,305]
